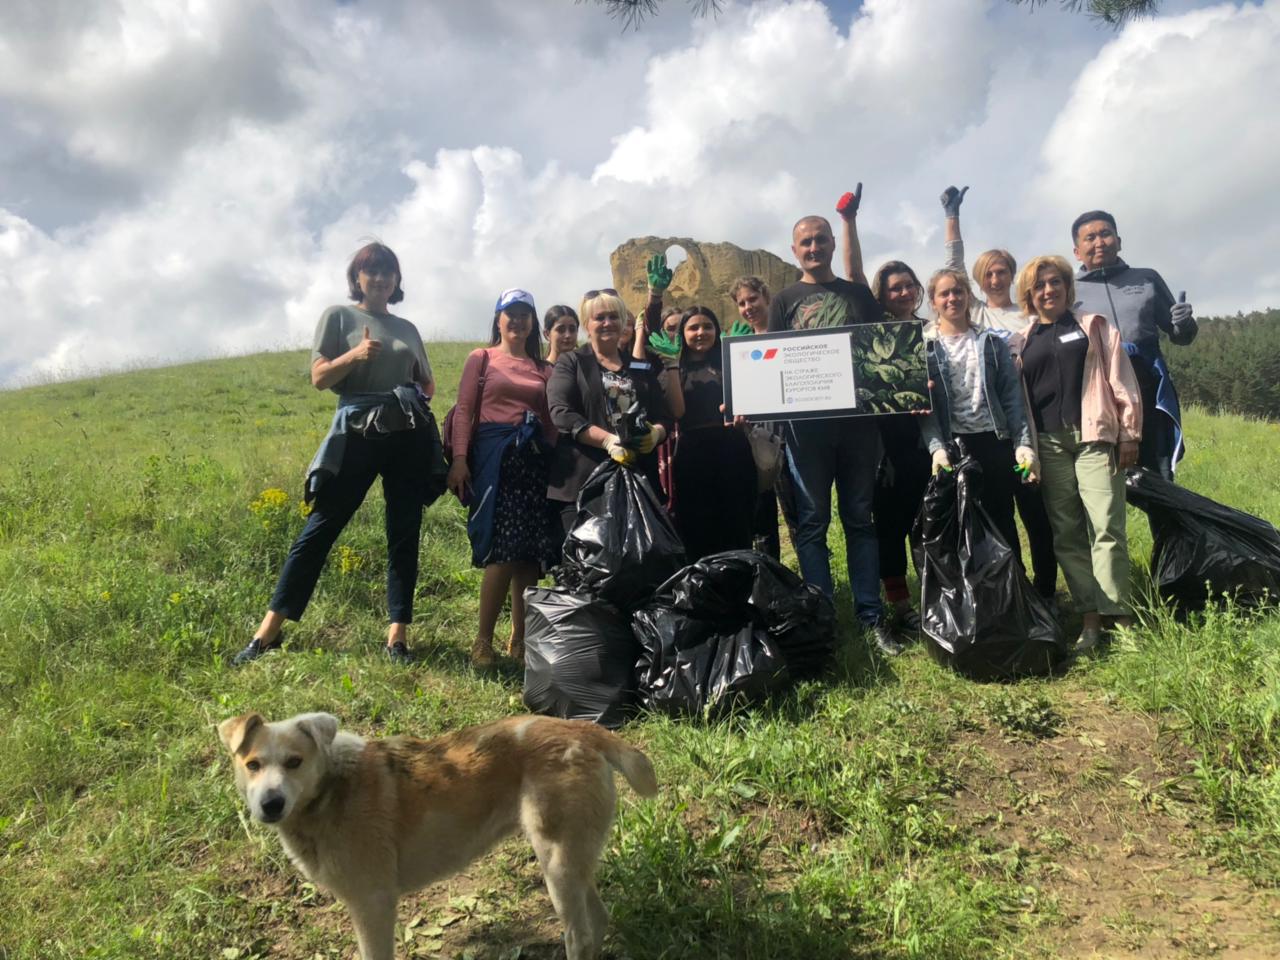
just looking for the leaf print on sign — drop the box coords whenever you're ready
[849,320,930,415]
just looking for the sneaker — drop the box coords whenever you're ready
[231,634,282,666]
[384,640,414,665]
[895,605,922,633]
[871,621,905,657]
[1074,626,1104,656]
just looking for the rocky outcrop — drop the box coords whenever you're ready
[610,236,800,328]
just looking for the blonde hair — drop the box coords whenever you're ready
[1016,256,1076,317]
[972,249,1016,289]
[926,268,972,317]
[579,293,628,326]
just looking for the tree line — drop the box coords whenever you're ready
[1167,309,1280,421]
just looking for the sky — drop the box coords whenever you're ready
[2,0,1277,387]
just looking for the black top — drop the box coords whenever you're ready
[545,345,672,502]
[1021,313,1088,433]
[766,277,883,332]
[679,358,725,429]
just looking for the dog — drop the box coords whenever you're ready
[218,711,657,960]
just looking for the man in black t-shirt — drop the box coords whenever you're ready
[768,216,897,654]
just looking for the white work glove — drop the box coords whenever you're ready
[1014,445,1038,483]
[931,448,953,476]
[628,423,667,454]
[604,434,637,467]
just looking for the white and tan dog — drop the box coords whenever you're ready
[218,711,657,960]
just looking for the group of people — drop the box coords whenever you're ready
[232,183,1198,668]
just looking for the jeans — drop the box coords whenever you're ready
[270,430,424,624]
[786,417,883,625]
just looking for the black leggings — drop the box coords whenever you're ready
[873,417,931,601]
[954,432,1021,568]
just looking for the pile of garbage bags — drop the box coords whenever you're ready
[914,445,1067,680]
[523,462,836,726]
[1125,468,1280,612]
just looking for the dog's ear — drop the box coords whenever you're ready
[294,712,340,749]
[218,713,265,755]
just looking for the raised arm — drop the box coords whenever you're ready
[940,185,969,273]
[837,183,866,285]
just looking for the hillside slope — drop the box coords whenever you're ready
[2,348,1279,959]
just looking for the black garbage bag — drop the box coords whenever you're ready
[1125,468,1280,612]
[558,461,687,611]
[633,550,836,717]
[523,587,639,729]
[914,449,1066,680]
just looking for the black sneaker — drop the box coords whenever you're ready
[231,635,282,666]
[895,605,922,633]
[871,622,905,657]
[384,641,414,665]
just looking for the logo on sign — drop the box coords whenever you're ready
[750,348,778,361]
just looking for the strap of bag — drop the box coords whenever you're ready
[466,349,491,451]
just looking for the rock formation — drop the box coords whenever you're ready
[610,236,800,330]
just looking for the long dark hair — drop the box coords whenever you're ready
[677,306,723,371]
[489,304,544,363]
[871,260,923,316]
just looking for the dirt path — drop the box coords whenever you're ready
[946,688,1280,958]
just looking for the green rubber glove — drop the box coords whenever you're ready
[647,330,680,358]
[726,320,753,338]
[646,253,673,292]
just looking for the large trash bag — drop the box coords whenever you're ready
[558,460,687,612]
[633,550,836,717]
[914,449,1066,680]
[1125,468,1280,612]
[523,587,638,729]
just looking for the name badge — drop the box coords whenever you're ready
[630,360,653,372]
[1058,330,1085,344]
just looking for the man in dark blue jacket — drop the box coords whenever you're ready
[1071,210,1197,480]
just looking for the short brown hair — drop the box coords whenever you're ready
[728,276,770,303]
[1016,255,1076,317]
[346,242,404,304]
[972,249,1016,288]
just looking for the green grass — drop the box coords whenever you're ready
[2,349,1280,958]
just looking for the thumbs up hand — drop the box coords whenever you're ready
[353,324,383,362]
[1169,290,1197,345]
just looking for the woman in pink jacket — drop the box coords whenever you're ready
[447,289,558,668]
[1011,256,1142,654]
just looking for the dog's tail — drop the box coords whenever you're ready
[598,733,658,798]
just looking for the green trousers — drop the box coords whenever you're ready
[1037,429,1130,616]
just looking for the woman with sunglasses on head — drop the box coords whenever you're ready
[234,242,439,667]
[448,289,558,668]
[543,305,579,365]
[1010,256,1141,654]
[669,306,756,561]
[546,286,683,540]
[866,256,934,635]
[921,268,1035,564]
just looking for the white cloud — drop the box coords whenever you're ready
[0,0,1276,387]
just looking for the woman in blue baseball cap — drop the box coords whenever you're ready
[447,288,558,668]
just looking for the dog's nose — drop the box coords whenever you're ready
[259,792,286,822]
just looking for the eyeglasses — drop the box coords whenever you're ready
[583,288,618,299]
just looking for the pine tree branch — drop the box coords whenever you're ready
[581,0,722,31]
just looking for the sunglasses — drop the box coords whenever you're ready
[583,288,618,299]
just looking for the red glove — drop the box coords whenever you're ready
[836,182,863,219]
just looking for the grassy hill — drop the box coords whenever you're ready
[2,347,1280,959]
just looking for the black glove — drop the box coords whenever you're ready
[940,185,968,218]
[1169,290,1197,345]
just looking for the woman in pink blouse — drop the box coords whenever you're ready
[446,289,558,668]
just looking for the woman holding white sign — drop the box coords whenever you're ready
[920,268,1035,565]
[670,306,756,561]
